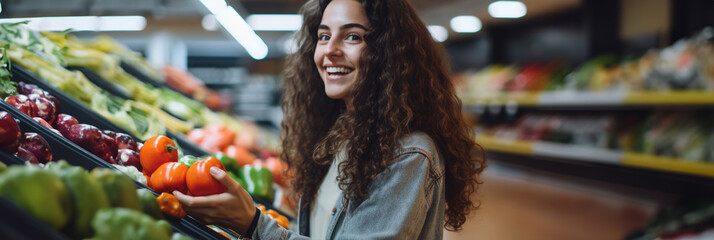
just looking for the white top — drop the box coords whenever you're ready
[309,150,345,239]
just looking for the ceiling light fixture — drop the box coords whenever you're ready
[488,1,527,19]
[201,14,220,31]
[198,0,268,60]
[246,14,302,31]
[427,25,448,42]
[450,15,482,33]
[0,16,146,31]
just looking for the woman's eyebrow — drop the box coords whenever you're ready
[318,23,368,31]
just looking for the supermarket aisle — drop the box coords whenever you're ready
[444,165,657,240]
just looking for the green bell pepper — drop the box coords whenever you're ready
[227,171,247,190]
[0,161,6,173]
[214,152,241,175]
[91,168,142,211]
[0,165,71,230]
[137,188,164,220]
[239,164,274,203]
[92,208,172,240]
[46,160,110,238]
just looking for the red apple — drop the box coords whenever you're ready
[0,111,21,152]
[5,94,35,117]
[117,149,141,171]
[27,94,56,125]
[18,132,52,164]
[55,114,79,138]
[115,132,138,151]
[16,146,40,164]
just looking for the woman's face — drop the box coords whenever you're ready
[314,0,369,103]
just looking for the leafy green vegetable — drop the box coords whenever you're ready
[0,47,17,99]
[0,21,66,66]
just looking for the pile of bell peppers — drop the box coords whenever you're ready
[213,152,274,203]
[0,160,190,239]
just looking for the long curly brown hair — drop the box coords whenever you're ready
[281,0,485,231]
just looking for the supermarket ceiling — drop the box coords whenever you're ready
[2,0,580,58]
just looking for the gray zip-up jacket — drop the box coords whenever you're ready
[248,132,446,240]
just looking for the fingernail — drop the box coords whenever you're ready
[210,167,223,176]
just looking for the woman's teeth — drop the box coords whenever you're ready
[326,67,352,74]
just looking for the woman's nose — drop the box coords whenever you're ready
[325,39,343,56]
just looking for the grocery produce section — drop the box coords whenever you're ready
[459,29,714,177]
[458,27,714,238]
[0,22,291,239]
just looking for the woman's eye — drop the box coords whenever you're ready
[346,34,361,41]
[318,34,330,41]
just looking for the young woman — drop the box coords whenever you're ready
[174,0,485,239]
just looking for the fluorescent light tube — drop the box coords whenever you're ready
[246,14,302,31]
[427,25,448,42]
[488,1,527,19]
[0,16,146,31]
[199,0,269,60]
[450,15,482,33]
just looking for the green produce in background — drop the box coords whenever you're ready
[171,232,194,240]
[91,168,142,211]
[0,162,6,173]
[0,165,71,230]
[46,160,110,238]
[137,188,164,220]
[239,164,274,203]
[91,208,173,240]
[214,152,241,175]
[178,155,198,167]
[227,171,247,190]
[0,47,17,99]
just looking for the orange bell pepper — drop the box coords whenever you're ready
[257,204,289,229]
[157,192,186,218]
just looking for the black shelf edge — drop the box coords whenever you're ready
[120,61,195,100]
[67,67,132,100]
[0,197,71,240]
[0,149,26,165]
[119,61,164,88]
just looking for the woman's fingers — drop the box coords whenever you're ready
[209,167,243,192]
[174,190,227,208]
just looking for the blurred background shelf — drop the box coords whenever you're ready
[463,91,714,107]
[477,135,714,197]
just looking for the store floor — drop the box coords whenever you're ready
[444,165,658,240]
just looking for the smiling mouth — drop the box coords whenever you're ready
[325,66,354,78]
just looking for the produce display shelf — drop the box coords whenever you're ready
[12,65,211,157]
[477,135,714,179]
[10,66,140,149]
[460,92,540,106]
[623,91,714,105]
[10,65,286,234]
[621,153,714,178]
[7,66,233,240]
[120,61,190,100]
[69,67,132,100]
[120,61,166,89]
[0,99,114,171]
[461,90,714,107]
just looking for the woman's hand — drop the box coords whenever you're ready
[173,167,257,234]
